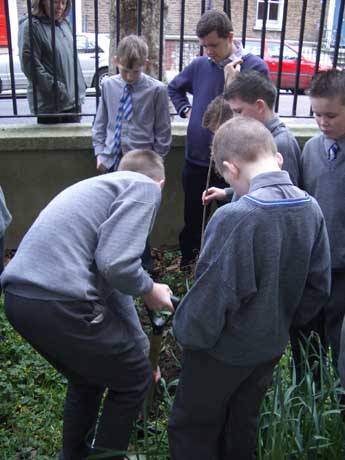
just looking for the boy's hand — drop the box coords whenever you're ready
[96,157,108,174]
[153,365,161,384]
[143,282,174,313]
[224,58,243,86]
[202,187,227,205]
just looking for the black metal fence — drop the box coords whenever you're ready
[1,0,345,121]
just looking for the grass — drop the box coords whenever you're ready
[1,249,345,458]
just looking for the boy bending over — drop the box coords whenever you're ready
[168,117,331,460]
[1,150,173,460]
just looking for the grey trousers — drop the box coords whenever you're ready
[168,350,278,460]
[4,292,152,460]
[325,271,345,366]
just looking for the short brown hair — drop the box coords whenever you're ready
[202,96,233,133]
[118,149,165,182]
[212,117,276,174]
[309,69,345,105]
[196,10,233,39]
[224,71,276,110]
[32,0,71,18]
[116,35,148,68]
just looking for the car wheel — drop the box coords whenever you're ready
[92,68,109,90]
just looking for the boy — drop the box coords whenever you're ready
[168,10,268,269]
[301,70,345,368]
[202,95,233,133]
[168,117,331,460]
[203,71,301,207]
[1,150,173,460]
[92,35,171,173]
[93,34,171,271]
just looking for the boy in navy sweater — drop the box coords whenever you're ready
[301,70,345,370]
[168,117,331,460]
[168,10,268,269]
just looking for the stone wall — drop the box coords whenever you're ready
[0,121,317,252]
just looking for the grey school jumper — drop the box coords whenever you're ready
[173,170,331,366]
[1,171,160,305]
[265,115,301,186]
[301,134,345,270]
[2,171,162,458]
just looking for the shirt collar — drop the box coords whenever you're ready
[248,170,293,193]
[208,40,243,69]
[119,73,145,89]
[323,135,345,153]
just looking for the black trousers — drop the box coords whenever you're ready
[179,160,228,262]
[4,292,152,460]
[168,350,278,460]
[290,270,345,381]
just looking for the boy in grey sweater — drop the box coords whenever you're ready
[168,117,331,460]
[203,70,301,207]
[1,150,173,460]
[300,70,345,374]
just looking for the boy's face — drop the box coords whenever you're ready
[228,97,264,123]
[199,31,233,64]
[116,59,144,84]
[311,96,345,140]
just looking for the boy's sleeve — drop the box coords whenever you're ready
[92,84,108,156]
[275,133,301,186]
[94,182,161,297]
[292,215,331,328]
[153,85,172,158]
[173,209,247,350]
[167,62,194,116]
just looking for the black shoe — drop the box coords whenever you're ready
[179,256,195,271]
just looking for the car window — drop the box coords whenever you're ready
[269,43,297,60]
[243,41,261,56]
[77,35,103,53]
[77,35,88,51]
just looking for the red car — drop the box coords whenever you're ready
[243,39,331,93]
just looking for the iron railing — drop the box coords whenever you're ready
[0,0,344,120]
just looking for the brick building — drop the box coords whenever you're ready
[3,0,343,70]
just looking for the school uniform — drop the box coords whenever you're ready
[301,134,345,366]
[92,73,171,170]
[265,115,301,186]
[168,171,331,460]
[1,171,161,459]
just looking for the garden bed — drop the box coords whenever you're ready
[1,248,345,459]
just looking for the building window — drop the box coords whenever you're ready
[255,0,284,30]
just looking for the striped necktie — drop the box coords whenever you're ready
[328,142,339,161]
[113,84,133,170]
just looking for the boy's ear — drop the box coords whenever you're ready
[276,152,284,169]
[223,160,239,180]
[256,99,266,113]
